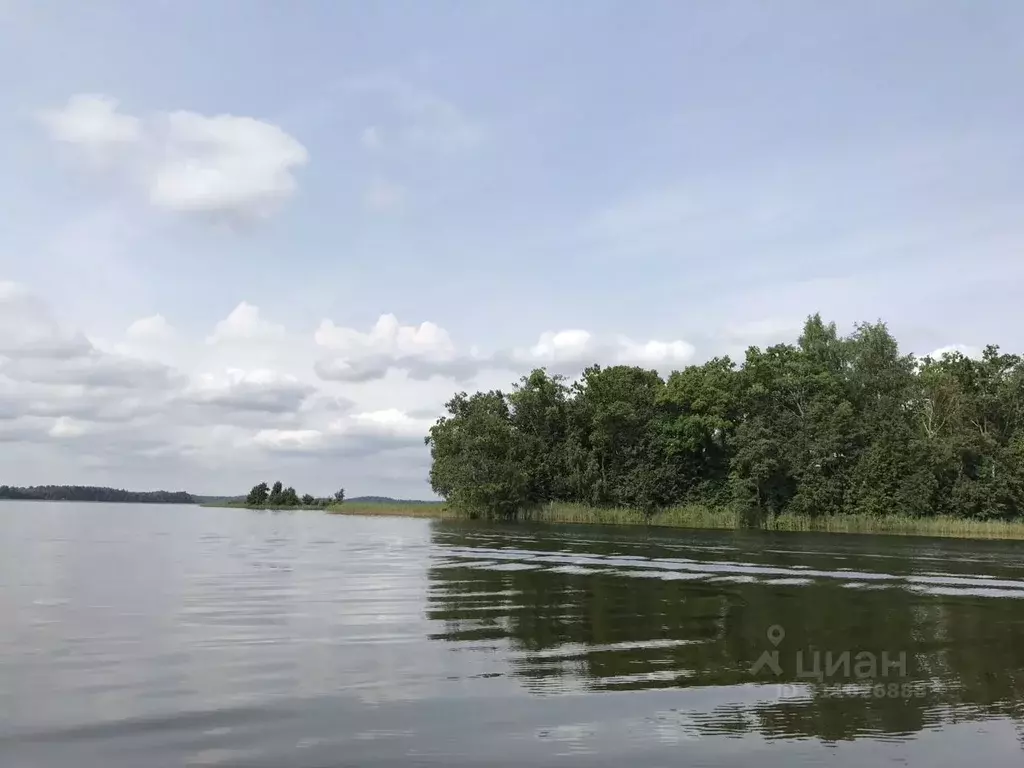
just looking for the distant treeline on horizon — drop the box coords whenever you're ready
[0,486,437,505]
[0,485,196,504]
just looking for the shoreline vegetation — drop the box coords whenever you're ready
[325,501,1024,540]
[418,314,1024,541]
[232,480,344,510]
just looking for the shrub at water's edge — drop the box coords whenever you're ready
[422,313,1024,534]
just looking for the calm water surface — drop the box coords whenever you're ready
[2,502,1024,766]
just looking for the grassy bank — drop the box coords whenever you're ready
[202,500,454,516]
[329,500,1024,540]
[329,501,459,518]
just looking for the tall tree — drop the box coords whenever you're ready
[426,390,530,519]
[268,481,284,506]
[507,369,572,505]
[247,482,270,506]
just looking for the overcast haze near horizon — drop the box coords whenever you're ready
[1,1,1022,498]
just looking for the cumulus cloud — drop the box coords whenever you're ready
[37,94,309,220]
[207,302,286,344]
[312,313,699,384]
[0,282,180,390]
[497,329,697,377]
[0,283,459,493]
[348,408,435,439]
[249,408,433,457]
[0,281,90,358]
[4,352,179,389]
[314,313,482,382]
[126,314,176,342]
[37,94,141,155]
[0,280,718,495]
[315,313,455,356]
[182,368,314,414]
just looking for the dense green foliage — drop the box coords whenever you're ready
[244,480,339,508]
[0,485,195,504]
[426,315,1024,522]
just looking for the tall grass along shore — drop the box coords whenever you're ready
[328,501,1024,541]
[204,498,1024,539]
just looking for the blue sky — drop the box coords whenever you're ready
[1,1,1022,497]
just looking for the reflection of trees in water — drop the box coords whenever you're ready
[425,528,1024,742]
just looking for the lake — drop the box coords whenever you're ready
[1,502,1023,766]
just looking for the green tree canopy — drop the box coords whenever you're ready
[425,314,1024,522]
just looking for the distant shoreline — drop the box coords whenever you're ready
[0,484,195,504]
[0,498,192,504]
[200,500,444,515]
[12,495,1023,541]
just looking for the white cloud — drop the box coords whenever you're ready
[501,329,697,376]
[527,329,592,361]
[313,313,700,383]
[314,313,481,382]
[0,282,179,389]
[37,94,141,148]
[126,314,176,342]
[348,408,435,438]
[252,428,324,452]
[0,284,460,494]
[183,368,314,414]
[148,110,308,217]
[618,338,698,366]
[0,281,89,357]
[49,416,87,438]
[207,302,286,344]
[3,351,178,389]
[37,94,309,220]
[0,280,717,496]
[927,344,984,361]
[315,313,456,357]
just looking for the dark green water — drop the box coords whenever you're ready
[2,502,1023,766]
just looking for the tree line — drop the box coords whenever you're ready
[245,481,345,508]
[425,314,1024,521]
[0,485,196,504]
